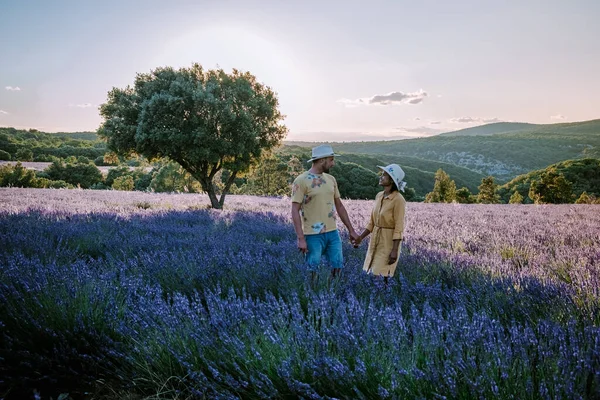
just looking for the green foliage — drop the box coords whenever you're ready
[0,149,11,160]
[0,162,38,187]
[237,153,290,196]
[103,152,120,166]
[34,154,61,163]
[15,148,33,161]
[0,127,105,162]
[104,166,131,188]
[98,63,287,208]
[45,160,103,189]
[105,164,162,192]
[133,168,154,191]
[425,169,457,203]
[528,168,573,204]
[574,191,597,204]
[477,176,501,204]
[331,162,380,200]
[509,191,524,204]
[0,163,69,189]
[286,155,304,183]
[150,161,202,193]
[89,182,109,190]
[456,187,475,203]
[112,175,135,191]
[35,178,73,189]
[499,158,600,203]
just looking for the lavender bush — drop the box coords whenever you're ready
[1,188,599,399]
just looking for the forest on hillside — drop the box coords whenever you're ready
[1,125,599,204]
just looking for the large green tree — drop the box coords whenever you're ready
[98,64,287,208]
[476,176,500,204]
[528,168,573,204]
[425,169,457,203]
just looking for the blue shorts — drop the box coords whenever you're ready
[305,230,344,271]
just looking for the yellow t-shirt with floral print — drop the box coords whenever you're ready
[292,171,341,236]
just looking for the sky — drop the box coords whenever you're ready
[1,0,599,142]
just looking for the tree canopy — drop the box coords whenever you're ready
[98,64,287,208]
[477,176,500,204]
[425,169,457,203]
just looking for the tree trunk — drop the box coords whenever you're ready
[207,187,221,209]
[196,174,222,209]
[218,170,238,209]
[193,166,238,209]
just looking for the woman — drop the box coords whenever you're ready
[353,164,407,280]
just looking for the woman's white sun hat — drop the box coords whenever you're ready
[377,164,407,192]
[307,144,341,163]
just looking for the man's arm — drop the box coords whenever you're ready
[291,202,307,253]
[334,197,358,242]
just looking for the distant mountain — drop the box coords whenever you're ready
[287,119,600,181]
[498,158,600,203]
[438,122,537,136]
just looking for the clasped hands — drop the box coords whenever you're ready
[350,231,362,248]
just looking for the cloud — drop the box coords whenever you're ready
[68,103,93,108]
[414,117,421,121]
[551,114,566,120]
[338,89,428,107]
[370,90,428,105]
[5,86,21,91]
[449,116,502,124]
[0,110,8,115]
[429,121,442,125]
[336,98,364,108]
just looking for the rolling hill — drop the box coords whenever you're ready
[438,122,537,136]
[497,158,600,203]
[285,119,600,181]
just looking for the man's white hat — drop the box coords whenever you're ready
[377,164,407,192]
[307,144,341,163]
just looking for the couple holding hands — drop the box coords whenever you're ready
[291,144,407,281]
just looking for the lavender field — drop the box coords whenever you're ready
[1,188,599,399]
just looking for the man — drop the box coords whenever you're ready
[291,144,359,279]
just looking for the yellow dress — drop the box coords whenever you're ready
[362,191,406,276]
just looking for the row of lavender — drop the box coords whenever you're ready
[1,188,599,399]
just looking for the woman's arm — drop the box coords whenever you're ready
[388,239,401,264]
